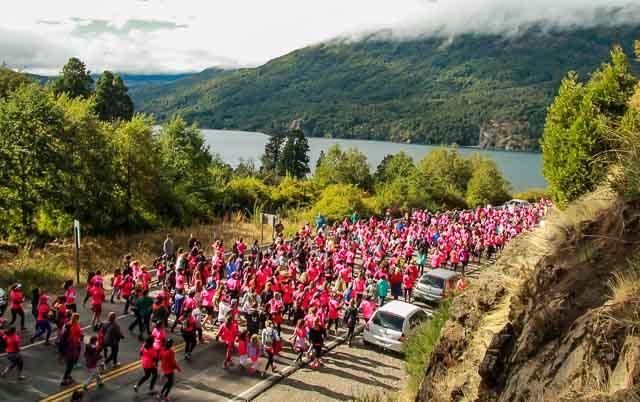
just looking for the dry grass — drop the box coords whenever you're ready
[0,214,264,292]
[608,263,640,307]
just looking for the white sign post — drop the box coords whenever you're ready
[73,220,81,284]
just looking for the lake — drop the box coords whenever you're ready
[201,129,546,192]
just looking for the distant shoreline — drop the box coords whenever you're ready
[194,127,542,155]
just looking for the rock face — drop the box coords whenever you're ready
[417,189,640,402]
[478,120,535,151]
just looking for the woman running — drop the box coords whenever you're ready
[159,339,181,401]
[8,284,25,331]
[134,337,159,395]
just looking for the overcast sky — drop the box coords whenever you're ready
[1,0,637,74]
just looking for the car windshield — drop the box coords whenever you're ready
[421,275,445,289]
[373,311,404,332]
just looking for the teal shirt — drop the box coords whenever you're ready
[377,279,390,297]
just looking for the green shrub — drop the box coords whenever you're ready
[270,176,316,209]
[224,177,271,212]
[310,184,370,222]
[404,299,452,397]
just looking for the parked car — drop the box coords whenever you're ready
[413,268,460,304]
[362,300,429,353]
[503,199,532,208]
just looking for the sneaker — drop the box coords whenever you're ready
[1,369,8,378]
[17,375,25,381]
[133,385,139,393]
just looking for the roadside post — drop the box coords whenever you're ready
[260,213,278,243]
[73,219,81,284]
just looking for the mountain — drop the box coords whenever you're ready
[116,73,194,89]
[128,67,230,109]
[115,26,640,150]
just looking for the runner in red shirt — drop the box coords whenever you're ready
[90,281,106,330]
[8,284,25,331]
[159,339,181,401]
[1,327,25,380]
[134,337,159,395]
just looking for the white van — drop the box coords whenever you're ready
[362,300,429,353]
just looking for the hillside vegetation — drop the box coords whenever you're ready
[132,26,640,150]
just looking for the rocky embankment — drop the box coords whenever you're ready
[417,189,640,402]
[478,120,535,151]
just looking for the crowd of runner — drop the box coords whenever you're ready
[0,200,551,401]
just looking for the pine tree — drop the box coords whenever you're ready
[52,57,93,99]
[261,133,285,174]
[94,71,134,121]
[278,129,310,179]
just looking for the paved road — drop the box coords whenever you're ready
[0,256,492,402]
[254,340,407,402]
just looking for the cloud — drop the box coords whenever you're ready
[3,0,639,74]
[37,20,63,26]
[370,0,640,40]
[71,18,188,36]
[0,28,74,73]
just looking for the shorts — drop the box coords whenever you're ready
[92,304,102,314]
[239,355,249,367]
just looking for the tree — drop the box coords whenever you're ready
[158,116,212,184]
[52,57,93,99]
[541,47,636,206]
[0,84,66,237]
[314,144,372,189]
[113,114,162,229]
[278,129,310,179]
[53,94,119,234]
[261,133,285,174]
[374,152,415,183]
[408,148,471,210]
[94,71,134,121]
[156,116,215,223]
[466,157,512,208]
[0,65,31,99]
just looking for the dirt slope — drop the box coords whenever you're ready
[417,189,640,402]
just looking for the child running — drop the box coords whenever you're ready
[82,336,103,390]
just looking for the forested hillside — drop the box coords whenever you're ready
[132,25,640,150]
